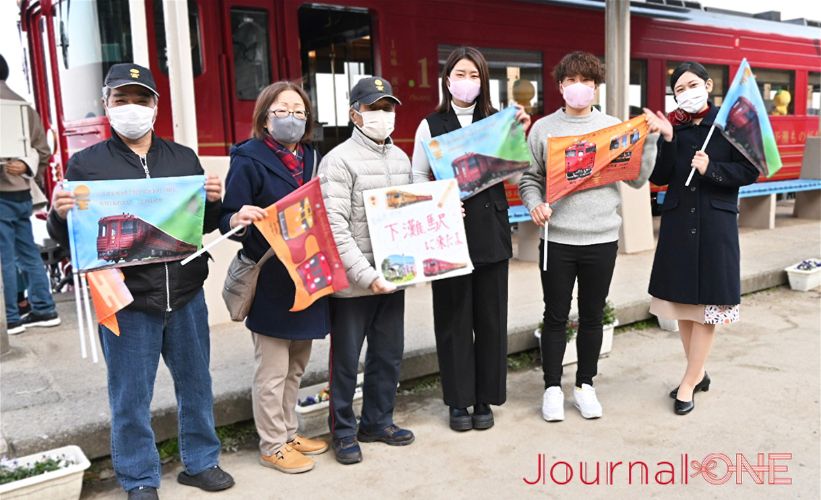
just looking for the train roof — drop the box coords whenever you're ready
[523,0,821,39]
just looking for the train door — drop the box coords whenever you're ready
[297,4,376,154]
[220,0,281,143]
[146,0,231,155]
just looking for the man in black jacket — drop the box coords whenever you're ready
[47,64,233,500]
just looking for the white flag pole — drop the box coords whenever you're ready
[684,124,716,187]
[180,224,245,266]
[542,224,548,272]
[71,271,88,359]
[79,273,99,363]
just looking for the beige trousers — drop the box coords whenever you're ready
[251,333,312,455]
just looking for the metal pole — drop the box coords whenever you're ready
[605,0,629,121]
[128,0,151,67]
[1,259,10,356]
[162,0,199,150]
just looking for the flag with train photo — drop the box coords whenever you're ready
[65,175,206,272]
[422,106,531,199]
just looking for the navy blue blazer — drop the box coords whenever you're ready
[648,104,759,305]
[219,138,329,340]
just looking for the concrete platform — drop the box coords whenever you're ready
[84,285,820,499]
[1,205,819,462]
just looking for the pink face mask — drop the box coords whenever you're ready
[448,78,481,103]
[562,82,595,109]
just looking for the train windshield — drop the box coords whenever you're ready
[566,150,577,157]
[122,220,136,234]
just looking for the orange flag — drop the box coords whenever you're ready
[546,114,649,203]
[253,178,349,311]
[87,268,133,336]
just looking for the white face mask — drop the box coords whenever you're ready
[676,86,708,114]
[106,103,156,140]
[354,110,395,142]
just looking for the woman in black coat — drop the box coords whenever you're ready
[220,82,330,473]
[645,62,758,416]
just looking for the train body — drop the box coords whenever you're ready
[385,190,433,209]
[97,214,196,262]
[725,96,766,166]
[451,153,530,192]
[565,142,597,180]
[422,258,467,277]
[17,0,820,210]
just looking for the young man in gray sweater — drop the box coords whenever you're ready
[519,51,653,423]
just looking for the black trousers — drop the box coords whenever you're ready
[328,292,405,439]
[431,260,509,408]
[539,240,618,388]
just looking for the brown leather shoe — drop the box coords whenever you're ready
[259,444,314,474]
[288,434,329,455]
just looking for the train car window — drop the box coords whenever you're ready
[809,72,821,116]
[437,45,542,116]
[665,62,727,113]
[153,0,203,76]
[298,5,374,153]
[53,0,133,121]
[750,68,795,116]
[596,59,647,117]
[230,8,272,101]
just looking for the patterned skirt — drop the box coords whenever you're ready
[650,297,739,325]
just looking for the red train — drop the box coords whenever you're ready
[297,252,334,293]
[565,142,597,180]
[97,214,196,263]
[451,153,530,192]
[17,0,820,209]
[423,258,467,277]
[725,96,766,167]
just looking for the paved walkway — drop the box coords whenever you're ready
[1,205,819,463]
[84,286,821,499]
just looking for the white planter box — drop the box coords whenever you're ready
[534,320,617,366]
[295,374,363,438]
[0,445,90,500]
[785,260,821,291]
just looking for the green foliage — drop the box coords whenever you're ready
[507,349,540,371]
[0,456,74,485]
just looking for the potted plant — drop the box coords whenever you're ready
[0,445,90,500]
[533,301,618,366]
[295,373,364,437]
[785,259,821,291]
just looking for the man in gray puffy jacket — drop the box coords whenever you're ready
[319,77,415,465]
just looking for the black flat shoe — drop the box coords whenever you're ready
[669,372,710,399]
[177,465,234,491]
[472,403,494,430]
[449,407,473,431]
[674,397,695,415]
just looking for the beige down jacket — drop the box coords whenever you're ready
[319,127,412,298]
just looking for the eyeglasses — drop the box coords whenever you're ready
[270,109,308,120]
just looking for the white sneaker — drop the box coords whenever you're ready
[573,384,603,419]
[542,386,565,422]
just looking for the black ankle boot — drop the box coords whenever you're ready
[449,407,472,431]
[472,403,494,430]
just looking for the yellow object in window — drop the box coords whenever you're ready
[772,89,791,116]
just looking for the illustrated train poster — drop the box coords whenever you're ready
[364,179,473,286]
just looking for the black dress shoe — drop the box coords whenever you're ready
[674,397,695,415]
[472,403,494,430]
[449,407,473,431]
[128,486,159,500]
[177,465,235,491]
[669,372,710,399]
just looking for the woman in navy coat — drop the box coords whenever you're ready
[220,82,329,473]
[644,62,758,416]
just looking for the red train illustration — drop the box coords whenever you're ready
[422,258,467,277]
[297,252,335,293]
[608,128,640,165]
[565,141,597,180]
[97,214,196,262]
[725,96,765,168]
[451,153,530,192]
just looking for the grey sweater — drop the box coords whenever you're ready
[518,108,654,245]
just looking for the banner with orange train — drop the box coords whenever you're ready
[253,177,349,311]
[546,115,649,203]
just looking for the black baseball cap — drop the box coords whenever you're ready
[104,63,159,97]
[350,76,401,106]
